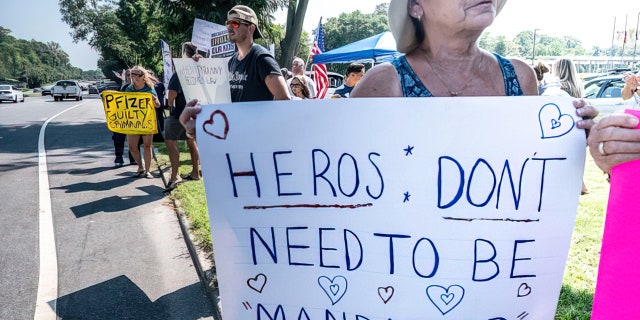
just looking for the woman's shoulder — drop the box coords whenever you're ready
[350,62,402,98]
[503,56,538,95]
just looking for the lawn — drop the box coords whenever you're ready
[156,142,609,319]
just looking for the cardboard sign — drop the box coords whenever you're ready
[196,96,586,319]
[591,109,640,319]
[101,90,158,135]
[191,18,229,56]
[172,58,231,105]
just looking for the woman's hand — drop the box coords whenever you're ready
[574,99,598,133]
[587,113,640,174]
[180,99,201,138]
[622,72,640,100]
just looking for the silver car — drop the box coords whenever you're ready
[0,85,25,103]
[583,74,637,119]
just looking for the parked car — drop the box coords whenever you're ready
[41,85,53,96]
[52,80,83,101]
[88,85,99,94]
[583,74,636,118]
[0,85,25,103]
[305,71,344,98]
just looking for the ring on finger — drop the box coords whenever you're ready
[598,141,608,156]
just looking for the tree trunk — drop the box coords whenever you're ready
[279,0,309,69]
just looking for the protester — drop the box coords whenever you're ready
[588,114,640,175]
[164,42,201,191]
[533,61,549,94]
[126,66,161,179]
[350,0,596,131]
[553,58,589,194]
[289,75,312,99]
[180,4,290,135]
[112,69,135,166]
[332,63,365,98]
[622,72,640,101]
[288,57,316,98]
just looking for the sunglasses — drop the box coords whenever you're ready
[225,20,250,29]
[290,83,302,88]
[131,73,143,78]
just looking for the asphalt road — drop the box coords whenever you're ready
[0,94,214,319]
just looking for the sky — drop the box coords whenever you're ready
[3,0,640,70]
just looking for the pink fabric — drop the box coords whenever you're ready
[591,109,640,319]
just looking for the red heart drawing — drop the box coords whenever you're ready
[378,286,394,304]
[247,273,267,293]
[203,110,229,140]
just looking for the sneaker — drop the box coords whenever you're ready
[115,157,124,167]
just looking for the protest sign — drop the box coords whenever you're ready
[101,90,158,135]
[591,109,640,319]
[172,58,231,105]
[196,96,585,319]
[191,18,230,56]
[160,39,173,99]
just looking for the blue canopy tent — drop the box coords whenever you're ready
[312,32,401,64]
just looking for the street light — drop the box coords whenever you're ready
[531,28,539,65]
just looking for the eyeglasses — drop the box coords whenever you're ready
[131,73,143,78]
[225,20,250,29]
[290,83,302,88]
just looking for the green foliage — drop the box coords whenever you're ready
[0,26,89,87]
[322,9,389,51]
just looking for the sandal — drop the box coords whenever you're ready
[133,170,145,178]
[182,175,200,181]
[164,179,182,192]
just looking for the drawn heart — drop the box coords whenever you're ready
[538,103,575,139]
[318,276,348,305]
[426,285,465,315]
[518,283,532,297]
[247,273,267,293]
[203,109,229,140]
[378,286,394,304]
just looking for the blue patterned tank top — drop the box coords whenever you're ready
[391,53,523,97]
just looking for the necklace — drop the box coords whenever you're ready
[422,51,483,97]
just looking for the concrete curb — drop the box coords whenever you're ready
[172,199,223,320]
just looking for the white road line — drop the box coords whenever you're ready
[34,102,86,320]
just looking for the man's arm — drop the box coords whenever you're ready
[167,89,178,107]
[265,75,291,100]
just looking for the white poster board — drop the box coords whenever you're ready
[196,96,585,319]
[191,18,232,57]
[172,58,231,105]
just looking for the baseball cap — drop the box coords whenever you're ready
[228,5,264,39]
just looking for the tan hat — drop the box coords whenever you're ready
[228,5,263,39]
[389,0,507,53]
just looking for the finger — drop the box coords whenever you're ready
[597,113,640,129]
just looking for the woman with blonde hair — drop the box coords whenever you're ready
[554,58,583,99]
[126,65,161,178]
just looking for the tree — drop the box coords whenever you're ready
[279,0,310,68]
[322,9,389,51]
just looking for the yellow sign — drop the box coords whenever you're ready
[101,90,158,135]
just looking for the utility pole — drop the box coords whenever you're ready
[532,28,539,66]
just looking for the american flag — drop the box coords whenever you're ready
[311,18,329,99]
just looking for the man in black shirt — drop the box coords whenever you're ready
[179,5,290,135]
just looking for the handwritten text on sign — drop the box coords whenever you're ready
[196,97,586,319]
[101,90,157,135]
[173,58,231,105]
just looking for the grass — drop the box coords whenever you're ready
[157,141,609,318]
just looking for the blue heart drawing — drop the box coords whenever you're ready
[318,276,348,305]
[538,103,575,139]
[426,285,465,315]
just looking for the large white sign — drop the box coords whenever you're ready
[172,58,231,105]
[196,96,585,320]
